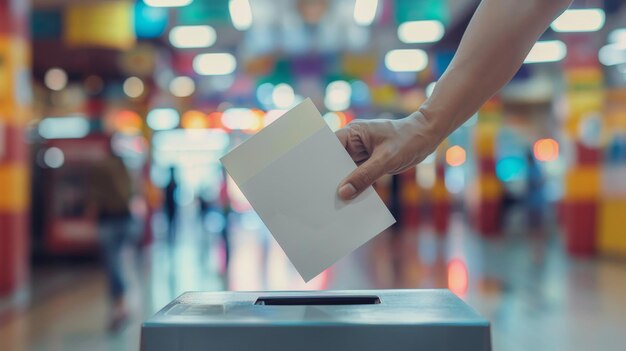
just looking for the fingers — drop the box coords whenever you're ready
[338,153,386,201]
[336,122,387,200]
[334,127,349,148]
[336,124,371,165]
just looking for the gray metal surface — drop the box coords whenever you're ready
[141,289,491,351]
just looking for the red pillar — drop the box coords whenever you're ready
[399,167,420,230]
[432,149,450,236]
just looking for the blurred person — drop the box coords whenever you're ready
[196,187,214,266]
[336,0,573,201]
[197,187,214,260]
[525,150,546,231]
[218,171,232,268]
[164,167,178,243]
[198,186,212,225]
[89,149,136,331]
[139,162,162,248]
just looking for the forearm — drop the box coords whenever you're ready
[418,0,572,139]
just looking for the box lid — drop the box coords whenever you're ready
[144,289,488,327]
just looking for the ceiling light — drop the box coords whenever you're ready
[169,25,217,48]
[353,0,378,26]
[229,0,253,31]
[551,9,605,32]
[398,20,445,44]
[524,40,566,64]
[193,53,237,76]
[384,49,428,72]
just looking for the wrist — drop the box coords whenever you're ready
[407,108,448,147]
[392,110,444,164]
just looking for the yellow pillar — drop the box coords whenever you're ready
[598,89,626,257]
[0,0,31,297]
[471,98,503,236]
[562,57,604,256]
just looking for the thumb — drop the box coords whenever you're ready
[338,154,386,201]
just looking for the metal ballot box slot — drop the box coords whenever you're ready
[141,290,491,351]
[254,295,381,305]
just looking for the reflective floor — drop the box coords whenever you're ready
[1,206,626,351]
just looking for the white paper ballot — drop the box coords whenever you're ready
[220,98,396,281]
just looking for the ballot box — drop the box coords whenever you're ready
[140,289,491,351]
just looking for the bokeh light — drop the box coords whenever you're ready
[398,20,445,44]
[524,40,567,64]
[43,147,65,169]
[44,68,68,91]
[323,112,342,132]
[385,49,428,72]
[448,259,469,297]
[39,116,90,139]
[551,8,605,33]
[446,145,467,167]
[229,0,253,31]
[353,0,378,26]
[533,138,559,162]
[221,108,261,131]
[599,43,626,66]
[324,80,351,111]
[609,28,626,44]
[169,76,196,97]
[496,156,527,182]
[181,110,208,129]
[350,80,370,106]
[169,25,216,49]
[272,83,295,109]
[123,76,145,98]
[111,110,143,134]
[147,108,180,131]
[193,53,237,76]
[256,83,275,107]
[445,167,465,194]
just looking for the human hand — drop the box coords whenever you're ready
[335,111,442,201]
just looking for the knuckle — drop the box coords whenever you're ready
[348,121,366,135]
[335,128,348,145]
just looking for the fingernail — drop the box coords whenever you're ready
[338,183,357,200]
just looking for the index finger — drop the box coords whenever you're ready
[334,127,349,148]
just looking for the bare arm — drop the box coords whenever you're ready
[420,0,573,139]
[337,0,573,200]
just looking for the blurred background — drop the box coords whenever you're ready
[1,0,626,350]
